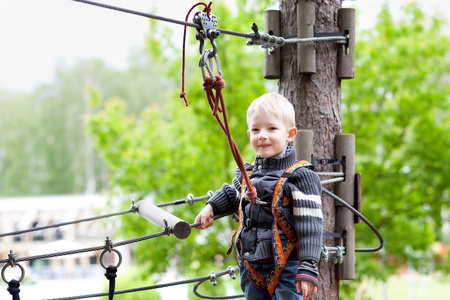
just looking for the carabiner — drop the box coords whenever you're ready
[199,49,223,80]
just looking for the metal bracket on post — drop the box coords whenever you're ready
[297,2,316,75]
[337,8,355,79]
[335,133,356,280]
[263,9,281,79]
[295,129,313,162]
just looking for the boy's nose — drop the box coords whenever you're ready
[258,130,268,140]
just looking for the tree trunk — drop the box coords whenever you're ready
[279,0,343,299]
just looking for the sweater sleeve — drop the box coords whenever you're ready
[286,167,323,286]
[206,167,243,216]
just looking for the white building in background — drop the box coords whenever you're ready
[0,194,131,297]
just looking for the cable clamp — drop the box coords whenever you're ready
[246,23,285,55]
[187,193,195,205]
[163,219,172,236]
[1,251,25,283]
[209,271,217,286]
[130,200,138,213]
[227,266,237,280]
[100,237,122,269]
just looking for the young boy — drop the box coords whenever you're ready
[195,93,323,300]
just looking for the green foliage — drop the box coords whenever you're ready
[342,1,450,284]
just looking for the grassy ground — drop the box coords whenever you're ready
[361,273,450,300]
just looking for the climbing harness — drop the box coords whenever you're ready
[232,160,313,297]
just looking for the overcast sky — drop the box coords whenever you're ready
[1,0,448,92]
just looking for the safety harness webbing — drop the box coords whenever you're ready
[231,160,313,296]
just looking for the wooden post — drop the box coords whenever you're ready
[297,2,316,74]
[280,0,344,297]
[295,129,313,162]
[136,199,191,239]
[337,8,355,79]
[335,133,355,279]
[264,9,281,79]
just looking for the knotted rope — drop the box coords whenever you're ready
[104,265,118,300]
[202,75,257,203]
[7,279,20,300]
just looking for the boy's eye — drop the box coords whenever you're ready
[269,127,278,131]
[251,128,259,132]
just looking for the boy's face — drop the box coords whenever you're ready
[247,110,297,158]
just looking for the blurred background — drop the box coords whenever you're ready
[1,0,449,299]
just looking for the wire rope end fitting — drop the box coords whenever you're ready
[130,200,138,213]
[100,237,122,269]
[227,266,237,280]
[209,271,217,286]
[187,193,195,205]
[1,251,25,284]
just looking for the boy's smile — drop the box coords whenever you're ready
[247,110,297,158]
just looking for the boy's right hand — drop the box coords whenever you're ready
[194,204,215,229]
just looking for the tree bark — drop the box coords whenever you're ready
[279,0,343,299]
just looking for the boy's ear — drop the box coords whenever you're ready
[287,127,297,143]
[247,130,251,139]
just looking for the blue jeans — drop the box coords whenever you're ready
[239,259,303,300]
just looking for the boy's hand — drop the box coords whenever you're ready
[194,204,215,229]
[296,280,317,300]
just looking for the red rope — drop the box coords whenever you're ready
[180,2,213,106]
[202,76,257,204]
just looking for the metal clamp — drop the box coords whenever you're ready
[187,193,195,205]
[99,237,122,269]
[322,246,346,264]
[227,266,237,280]
[1,251,25,283]
[246,23,285,55]
[209,271,217,286]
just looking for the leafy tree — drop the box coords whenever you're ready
[0,53,168,197]
[340,2,450,295]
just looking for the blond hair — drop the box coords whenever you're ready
[247,93,295,128]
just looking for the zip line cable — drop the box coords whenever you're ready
[69,0,347,46]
